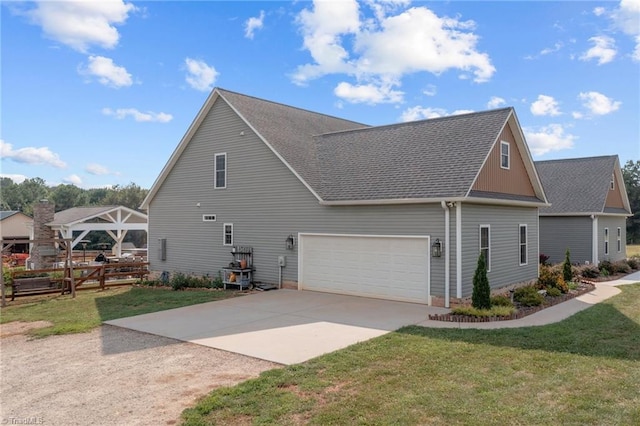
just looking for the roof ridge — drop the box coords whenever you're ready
[315,107,513,138]
[216,87,368,128]
[535,155,617,165]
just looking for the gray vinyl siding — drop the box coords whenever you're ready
[539,216,592,264]
[149,98,449,296]
[597,216,627,262]
[460,204,539,296]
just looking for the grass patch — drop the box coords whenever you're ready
[628,244,640,257]
[0,286,239,338]
[183,284,640,425]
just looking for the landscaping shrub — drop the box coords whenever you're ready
[472,252,490,310]
[547,287,562,297]
[537,265,558,289]
[555,276,570,294]
[612,260,631,274]
[598,260,614,276]
[576,264,600,279]
[539,253,550,266]
[626,256,639,270]
[170,272,213,291]
[451,305,516,317]
[567,281,579,291]
[562,249,573,282]
[514,286,544,307]
[490,295,514,307]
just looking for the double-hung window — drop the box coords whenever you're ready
[500,141,510,169]
[214,153,227,189]
[617,227,622,252]
[610,174,615,190]
[223,223,233,246]
[480,225,491,271]
[519,224,527,265]
[604,228,609,255]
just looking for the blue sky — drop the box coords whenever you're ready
[2,0,639,189]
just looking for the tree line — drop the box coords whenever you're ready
[623,160,640,244]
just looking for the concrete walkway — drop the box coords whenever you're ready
[107,272,640,364]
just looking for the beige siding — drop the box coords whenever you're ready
[472,124,536,196]
[605,172,625,209]
[1,214,32,238]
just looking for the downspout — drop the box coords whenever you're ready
[441,201,450,308]
[591,215,598,264]
[456,202,462,299]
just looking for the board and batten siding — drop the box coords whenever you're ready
[539,216,592,264]
[460,204,539,296]
[471,124,536,197]
[597,216,627,263]
[149,98,450,297]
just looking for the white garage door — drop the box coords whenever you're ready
[298,234,430,304]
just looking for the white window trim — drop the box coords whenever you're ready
[519,224,528,266]
[617,227,622,252]
[203,214,216,222]
[223,223,233,246]
[604,227,609,255]
[480,225,491,272]
[610,174,615,190]
[214,153,227,189]
[500,141,510,170]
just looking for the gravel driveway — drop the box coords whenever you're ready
[0,322,279,425]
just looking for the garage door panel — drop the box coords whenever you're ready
[299,234,430,304]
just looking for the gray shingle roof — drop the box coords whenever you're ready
[315,108,513,200]
[217,89,368,196]
[218,89,516,201]
[535,156,623,214]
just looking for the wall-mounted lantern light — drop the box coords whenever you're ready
[431,238,442,258]
[285,234,295,250]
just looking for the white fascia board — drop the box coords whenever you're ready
[540,212,632,217]
[320,197,467,206]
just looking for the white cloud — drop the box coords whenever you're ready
[593,7,606,17]
[0,140,66,168]
[23,0,136,53]
[0,174,28,184]
[80,55,132,88]
[572,111,584,119]
[578,91,621,115]
[634,35,640,61]
[524,124,576,156]
[611,0,640,36]
[580,35,617,64]
[530,95,561,116]
[400,106,473,122]
[293,1,495,105]
[184,58,218,92]
[85,163,120,176]
[487,96,506,109]
[102,107,173,122]
[334,81,403,104]
[540,42,564,56]
[422,84,437,96]
[63,174,83,186]
[245,10,265,39]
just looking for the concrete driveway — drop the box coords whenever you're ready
[106,290,448,365]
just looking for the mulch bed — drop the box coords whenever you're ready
[428,281,596,322]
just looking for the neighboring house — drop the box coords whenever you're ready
[141,88,548,307]
[536,156,632,265]
[1,211,33,253]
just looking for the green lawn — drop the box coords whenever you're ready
[0,286,239,338]
[183,284,640,425]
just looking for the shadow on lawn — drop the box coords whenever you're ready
[399,293,640,361]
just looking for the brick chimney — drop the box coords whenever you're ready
[30,199,56,269]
